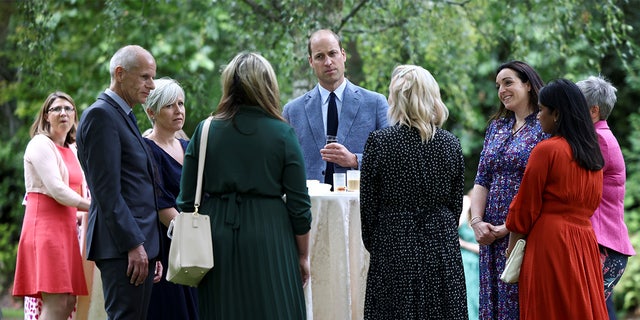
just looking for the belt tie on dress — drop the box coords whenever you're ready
[221,192,242,230]
[217,192,283,230]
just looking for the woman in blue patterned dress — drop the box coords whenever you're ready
[469,61,547,319]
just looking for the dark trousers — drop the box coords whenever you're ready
[96,258,155,320]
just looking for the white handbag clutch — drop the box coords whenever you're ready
[500,238,526,284]
[166,117,215,287]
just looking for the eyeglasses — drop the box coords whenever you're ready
[48,106,75,113]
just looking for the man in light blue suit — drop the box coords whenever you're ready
[283,29,389,185]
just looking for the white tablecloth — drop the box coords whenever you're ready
[304,191,370,320]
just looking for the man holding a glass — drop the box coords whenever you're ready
[283,29,389,187]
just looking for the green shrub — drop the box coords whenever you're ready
[614,113,640,316]
[0,137,25,297]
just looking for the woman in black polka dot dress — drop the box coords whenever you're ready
[361,65,467,319]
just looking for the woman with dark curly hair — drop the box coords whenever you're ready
[469,61,548,319]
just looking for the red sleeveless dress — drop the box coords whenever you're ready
[13,145,88,298]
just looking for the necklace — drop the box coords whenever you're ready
[512,120,526,135]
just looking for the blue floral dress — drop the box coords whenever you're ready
[474,113,547,319]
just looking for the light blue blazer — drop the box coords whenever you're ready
[283,80,389,182]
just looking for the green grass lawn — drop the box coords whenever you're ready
[2,307,24,319]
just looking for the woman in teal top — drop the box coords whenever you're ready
[177,52,312,320]
[459,195,480,320]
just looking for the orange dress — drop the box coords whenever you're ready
[13,145,88,298]
[506,137,607,319]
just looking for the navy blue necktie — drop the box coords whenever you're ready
[327,92,338,136]
[128,111,138,126]
[325,92,338,185]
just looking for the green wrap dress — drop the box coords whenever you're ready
[177,105,312,320]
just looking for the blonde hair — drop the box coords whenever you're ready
[387,65,448,142]
[215,52,284,121]
[30,91,78,144]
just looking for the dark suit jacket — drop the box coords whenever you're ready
[76,92,160,261]
[283,80,389,181]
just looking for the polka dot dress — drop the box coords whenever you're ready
[24,296,76,319]
[360,125,467,319]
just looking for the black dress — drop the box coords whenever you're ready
[144,138,199,320]
[360,125,467,319]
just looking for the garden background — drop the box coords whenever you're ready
[1,0,639,318]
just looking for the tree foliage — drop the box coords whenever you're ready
[1,0,639,313]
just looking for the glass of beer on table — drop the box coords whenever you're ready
[347,170,360,192]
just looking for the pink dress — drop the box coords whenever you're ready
[13,145,88,311]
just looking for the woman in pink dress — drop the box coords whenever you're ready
[13,92,90,319]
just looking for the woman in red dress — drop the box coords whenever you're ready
[506,79,608,319]
[13,92,90,319]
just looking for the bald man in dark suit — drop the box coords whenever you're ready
[76,45,162,320]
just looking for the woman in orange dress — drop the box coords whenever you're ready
[13,92,90,319]
[506,79,608,319]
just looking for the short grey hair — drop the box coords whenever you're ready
[109,45,151,79]
[576,75,617,120]
[143,77,185,125]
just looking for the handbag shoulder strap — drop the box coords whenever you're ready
[194,117,213,211]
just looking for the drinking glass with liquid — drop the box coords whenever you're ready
[333,173,347,192]
[347,170,360,192]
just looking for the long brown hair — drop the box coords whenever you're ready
[30,91,78,145]
[214,52,284,122]
[490,60,544,121]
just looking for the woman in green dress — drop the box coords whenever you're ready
[177,52,312,320]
